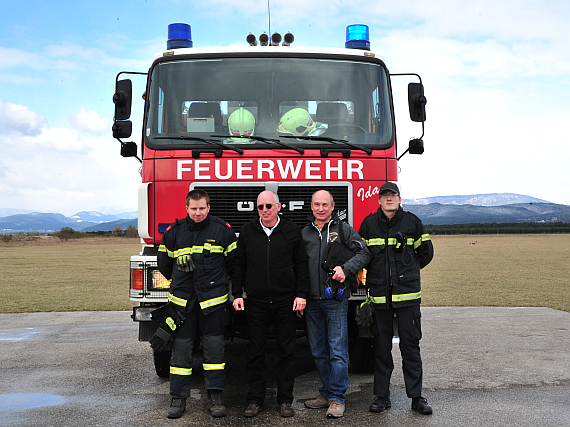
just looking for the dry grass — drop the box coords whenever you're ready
[421,234,570,312]
[0,237,141,313]
[1,234,568,313]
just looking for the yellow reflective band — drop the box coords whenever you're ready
[200,293,229,310]
[168,293,188,307]
[366,238,385,246]
[392,291,422,302]
[225,241,237,256]
[166,317,177,331]
[203,363,225,371]
[159,244,175,257]
[170,366,192,376]
[204,242,224,253]
[370,295,386,304]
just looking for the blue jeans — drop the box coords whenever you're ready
[305,298,349,403]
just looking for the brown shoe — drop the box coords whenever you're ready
[305,394,329,409]
[326,400,345,418]
[244,402,261,417]
[280,403,295,418]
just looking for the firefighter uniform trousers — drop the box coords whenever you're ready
[372,305,423,399]
[170,302,229,398]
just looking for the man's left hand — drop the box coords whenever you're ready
[293,297,306,317]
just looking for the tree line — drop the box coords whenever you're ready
[426,222,570,235]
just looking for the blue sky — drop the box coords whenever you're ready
[1,0,569,216]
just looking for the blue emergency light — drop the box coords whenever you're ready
[345,24,370,50]
[167,23,193,49]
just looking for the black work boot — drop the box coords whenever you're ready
[412,397,433,415]
[369,396,391,413]
[207,389,227,418]
[167,397,186,419]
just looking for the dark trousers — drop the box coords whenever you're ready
[245,298,297,406]
[170,304,228,398]
[372,305,423,398]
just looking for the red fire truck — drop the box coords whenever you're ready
[112,23,426,376]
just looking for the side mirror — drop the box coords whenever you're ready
[120,141,138,158]
[408,138,424,155]
[112,120,132,139]
[113,79,133,121]
[408,83,427,122]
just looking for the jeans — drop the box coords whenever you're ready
[305,298,349,403]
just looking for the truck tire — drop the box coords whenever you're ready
[153,349,171,378]
[347,302,375,373]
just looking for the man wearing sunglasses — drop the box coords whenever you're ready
[232,190,309,418]
[358,182,434,416]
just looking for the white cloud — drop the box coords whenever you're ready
[69,108,109,136]
[0,99,46,136]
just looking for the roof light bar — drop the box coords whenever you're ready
[167,23,193,49]
[345,24,370,50]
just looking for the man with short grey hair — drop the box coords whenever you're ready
[232,190,309,418]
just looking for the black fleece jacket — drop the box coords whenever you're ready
[231,215,309,303]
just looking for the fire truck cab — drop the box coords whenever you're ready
[113,23,426,376]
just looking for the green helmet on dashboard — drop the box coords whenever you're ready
[277,108,316,140]
[228,108,255,141]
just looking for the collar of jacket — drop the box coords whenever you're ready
[185,214,211,231]
[252,214,299,242]
[377,206,404,224]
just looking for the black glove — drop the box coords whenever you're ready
[355,299,374,327]
[177,254,195,272]
[149,303,184,352]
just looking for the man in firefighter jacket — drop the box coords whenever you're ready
[358,182,434,415]
[232,190,309,418]
[154,189,237,419]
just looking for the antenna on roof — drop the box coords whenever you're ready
[268,0,271,36]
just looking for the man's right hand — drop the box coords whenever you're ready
[233,298,245,311]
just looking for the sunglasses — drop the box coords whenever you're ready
[257,203,275,210]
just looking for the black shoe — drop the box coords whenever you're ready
[280,403,295,418]
[244,402,261,417]
[412,397,432,415]
[167,397,186,419]
[207,390,227,418]
[369,396,391,413]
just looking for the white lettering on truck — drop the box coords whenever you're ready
[176,159,364,181]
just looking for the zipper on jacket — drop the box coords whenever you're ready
[266,235,273,303]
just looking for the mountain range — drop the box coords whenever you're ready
[1,194,569,233]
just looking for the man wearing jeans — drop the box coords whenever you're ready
[301,190,370,418]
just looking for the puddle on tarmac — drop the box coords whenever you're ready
[0,328,40,342]
[0,393,64,411]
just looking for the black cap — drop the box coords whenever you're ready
[379,182,400,195]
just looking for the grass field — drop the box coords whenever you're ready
[1,234,568,313]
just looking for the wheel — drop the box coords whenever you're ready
[347,302,375,373]
[153,349,171,378]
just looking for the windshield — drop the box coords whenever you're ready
[145,55,393,150]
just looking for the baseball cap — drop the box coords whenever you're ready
[379,182,400,195]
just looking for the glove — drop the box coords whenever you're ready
[355,298,374,327]
[177,254,195,272]
[149,303,184,352]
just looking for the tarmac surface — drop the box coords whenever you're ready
[0,307,568,426]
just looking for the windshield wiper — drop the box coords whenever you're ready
[210,135,304,154]
[280,135,373,155]
[154,135,243,155]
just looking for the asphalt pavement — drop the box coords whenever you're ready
[0,307,568,426]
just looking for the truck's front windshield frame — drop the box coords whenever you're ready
[144,53,394,152]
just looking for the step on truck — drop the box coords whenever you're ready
[112,23,427,377]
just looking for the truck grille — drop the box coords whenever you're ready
[192,183,352,232]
